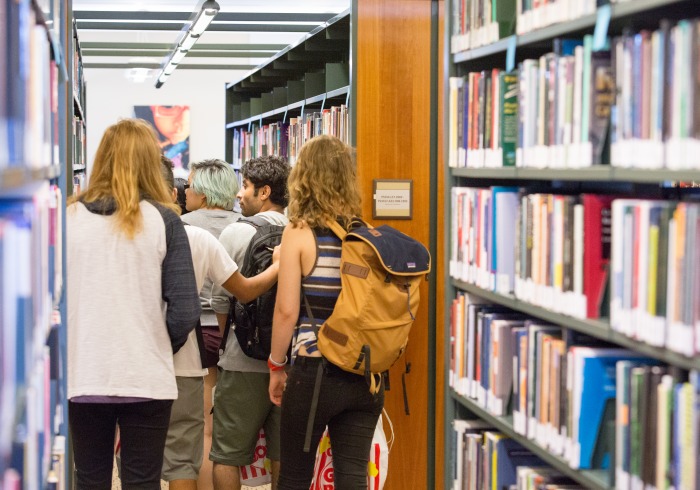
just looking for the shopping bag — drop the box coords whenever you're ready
[310,409,393,490]
[240,429,272,487]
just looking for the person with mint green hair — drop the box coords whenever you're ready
[182,158,241,490]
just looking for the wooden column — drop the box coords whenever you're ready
[354,1,442,487]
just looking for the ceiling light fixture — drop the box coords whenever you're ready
[155,0,220,88]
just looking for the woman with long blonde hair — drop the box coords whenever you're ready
[268,135,384,489]
[67,118,201,488]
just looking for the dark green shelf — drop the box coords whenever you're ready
[450,166,700,183]
[0,165,61,191]
[452,0,693,63]
[452,279,700,371]
[450,390,611,490]
[225,85,350,129]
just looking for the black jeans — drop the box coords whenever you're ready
[278,356,384,490]
[69,399,173,489]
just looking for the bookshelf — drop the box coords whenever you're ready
[444,0,700,489]
[0,0,79,486]
[70,18,87,195]
[224,10,351,167]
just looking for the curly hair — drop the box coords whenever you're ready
[69,118,179,238]
[287,135,361,229]
[241,155,291,207]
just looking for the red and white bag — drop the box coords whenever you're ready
[310,409,393,490]
[240,429,272,487]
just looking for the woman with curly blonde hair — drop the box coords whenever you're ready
[269,135,384,489]
[67,118,201,488]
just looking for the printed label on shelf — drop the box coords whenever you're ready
[513,410,527,435]
[667,322,694,357]
[527,416,538,440]
[647,316,666,348]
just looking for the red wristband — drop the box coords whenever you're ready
[268,355,286,371]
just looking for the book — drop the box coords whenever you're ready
[569,348,655,470]
[581,194,615,319]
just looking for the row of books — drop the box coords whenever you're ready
[1,0,58,169]
[450,0,598,53]
[610,19,700,169]
[449,296,700,487]
[610,200,700,357]
[451,419,584,490]
[448,18,700,170]
[449,187,611,320]
[231,104,349,168]
[448,34,612,169]
[449,297,615,470]
[73,117,86,173]
[451,188,700,347]
[614,362,698,490]
[72,26,85,118]
[0,185,64,486]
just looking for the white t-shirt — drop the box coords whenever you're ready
[174,226,238,377]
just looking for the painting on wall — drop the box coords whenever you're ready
[133,105,190,176]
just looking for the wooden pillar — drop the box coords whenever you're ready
[354,1,443,487]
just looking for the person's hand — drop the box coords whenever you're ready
[269,369,286,407]
[272,245,281,265]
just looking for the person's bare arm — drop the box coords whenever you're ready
[220,245,280,304]
[269,225,312,406]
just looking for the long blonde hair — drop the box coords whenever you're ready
[69,118,179,238]
[287,134,361,228]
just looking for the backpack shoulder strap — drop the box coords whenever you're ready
[325,219,347,240]
[239,215,268,229]
[325,217,370,240]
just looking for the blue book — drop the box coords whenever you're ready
[487,433,544,490]
[573,348,655,470]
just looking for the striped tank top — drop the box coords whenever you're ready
[293,226,342,358]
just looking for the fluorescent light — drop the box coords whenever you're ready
[170,49,187,65]
[190,11,216,36]
[179,35,198,51]
[155,72,168,88]
[155,0,220,88]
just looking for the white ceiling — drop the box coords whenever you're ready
[73,0,350,83]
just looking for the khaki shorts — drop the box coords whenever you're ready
[162,376,204,481]
[209,369,281,466]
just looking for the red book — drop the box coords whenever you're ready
[582,194,616,318]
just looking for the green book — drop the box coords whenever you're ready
[493,0,516,39]
[499,71,518,166]
[629,367,646,485]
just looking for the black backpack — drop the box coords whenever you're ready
[223,215,284,360]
